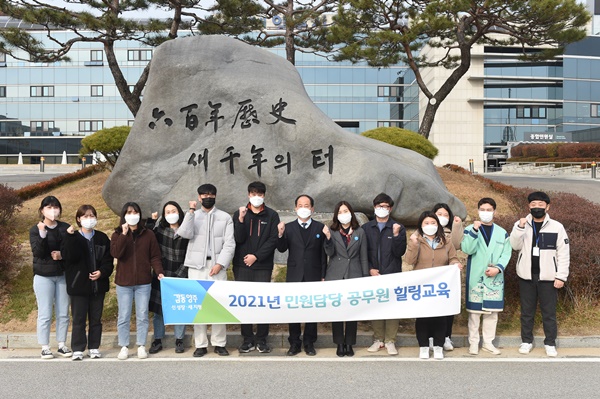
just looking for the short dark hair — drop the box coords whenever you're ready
[295,194,314,207]
[330,200,359,231]
[248,181,266,195]
[478,197,497,210]
[197,184,217,196]
[117,202,142,230]
[373,193,394,208]
[159,201,185,228]
[75,204,97,227]
[38,195,62,220]
[528,191,550,204]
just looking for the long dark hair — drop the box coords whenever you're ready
[38,195,62,221]
[432,203,454,231]
[116,202,142,231]
[330,201,359,231]
[417,211,446,245]
[159,201,185,228]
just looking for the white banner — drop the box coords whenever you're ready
[161,265,461,325]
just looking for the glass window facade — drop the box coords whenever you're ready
[91,85,103,97]
[30,85,54,97]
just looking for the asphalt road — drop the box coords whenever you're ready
[1,358,599,398]
[483,173,600,204]
[0,173,64,189]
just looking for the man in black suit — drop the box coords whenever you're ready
[277,194,327,356]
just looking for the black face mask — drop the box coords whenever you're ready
[530,207,546,219]
[202,197,216,209]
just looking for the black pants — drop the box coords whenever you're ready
[332,321,357,345]
[519,276,558,346]
[289,323,317,347]
[70,293,106,351]
[234,267,273,344]
[416,317,446,347]
[445,315,454,338]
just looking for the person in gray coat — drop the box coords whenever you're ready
[178,184,236,357]
[324,201,368,357]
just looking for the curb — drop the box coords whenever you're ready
[3,332,600,350]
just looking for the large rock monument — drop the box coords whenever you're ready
[103,35,466,224]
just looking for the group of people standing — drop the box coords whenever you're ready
[29,182,569,360]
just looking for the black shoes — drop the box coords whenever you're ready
[193,347,208,357]
[256,342,272,353]
[345,345,354,357]
[214,346,229,356]
[149,339,163,354]
[175,339,184,353]
[287,344,302,356]
[336,343,354,357]
[238,342,255,353]
[304,344,316,356]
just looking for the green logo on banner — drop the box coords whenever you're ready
[193,293,240,323]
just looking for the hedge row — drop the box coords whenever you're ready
[17,164,105,201]
[510,142,600,160]
[444,164,600,307]
[0,184,23,277]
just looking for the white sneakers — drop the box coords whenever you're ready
[469,343,479,355]
[443,337,454,351]
[545,345,558,357]
[419,346,443,359]
[385,342,398,355]
[367,340,384,352]
[117,346,129,360]
[367,340,397,355]
[137,345,148,359]
[481,343,501,355]
[519,342,533,354]
[72,351,84,361]
[88,349,102,359]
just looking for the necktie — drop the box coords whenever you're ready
[302,223,307,229]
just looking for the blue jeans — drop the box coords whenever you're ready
[33,274,70,346]
[116,284,151,347]
[153,312,186,340]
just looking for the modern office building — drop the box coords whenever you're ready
[0,15,415,164]
[1,12,600,171]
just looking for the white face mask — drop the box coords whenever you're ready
[125,214,140,226]
[165,213,180,225]
[478,211,494,224]
[374,207,390,218]
[337,213,352,225]
[43,208,59,221]
[249,196,264,207]
[422,224,438,236]
[81,218,97,230]
[296,207,312,220]
[437,216,449,227]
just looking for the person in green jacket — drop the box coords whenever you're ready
[462,198,512,356]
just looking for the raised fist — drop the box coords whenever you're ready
[322,225,331,240]
[238,206,247,222]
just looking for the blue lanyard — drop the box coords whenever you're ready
[532,222,540,247]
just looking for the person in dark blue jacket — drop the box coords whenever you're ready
[363,193,407,355]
